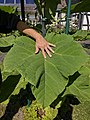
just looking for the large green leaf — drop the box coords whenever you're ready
[64,57,90,102]
[32,61,67,107]
[0,35,15,47]
[79,57,90,75]
[12,76,28,95]
[45,33,88,77]
[65,74,90,102]
[3,33,88,107]
[3,36,39,85]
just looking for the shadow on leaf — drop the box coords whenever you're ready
[0,74,21,103]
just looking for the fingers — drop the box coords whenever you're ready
[35,42,56,58]
[44,44,55,58]
[35,45,47,58]
[41,48,46,58]
[47,45,54,53]
[35,46,39,54]
[48,43,56,47]
[45,47,52,57]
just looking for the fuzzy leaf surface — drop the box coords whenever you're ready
[3,33,88,107]
[0,35,15,47]
[65,74,90,102]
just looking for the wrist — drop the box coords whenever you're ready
[35,34,43,41]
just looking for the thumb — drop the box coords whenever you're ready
[35,46,39,54]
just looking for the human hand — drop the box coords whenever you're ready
[35,36,56,58]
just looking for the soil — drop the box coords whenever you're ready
[0,104,24,120]
[78,40,90,54]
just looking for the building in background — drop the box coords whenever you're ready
[0,0,36,24]
[0,0,34,4]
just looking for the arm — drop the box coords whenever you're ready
[17,21,55,58]
[0,9,55,58]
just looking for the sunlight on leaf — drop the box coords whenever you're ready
[3,33,88,107]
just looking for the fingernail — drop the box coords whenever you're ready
[50,55,52,57]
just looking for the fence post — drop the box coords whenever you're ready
[65,0,71,34]
[20,0,25,22]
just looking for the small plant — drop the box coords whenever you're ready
[23,100,57,120]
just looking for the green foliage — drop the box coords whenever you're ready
[0,35,15,47]
[45,0,60,19]
[71,0,90,13]
[0,6,18,14]
[65,74,90,102]
[0,0,90,118]
[73,30,90,41]
[23,100,57,120]
[34,0,42,15]
[34,0,60,19]
[64,57,90,103]
[62,0,90,13]
[1,33,88,107]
